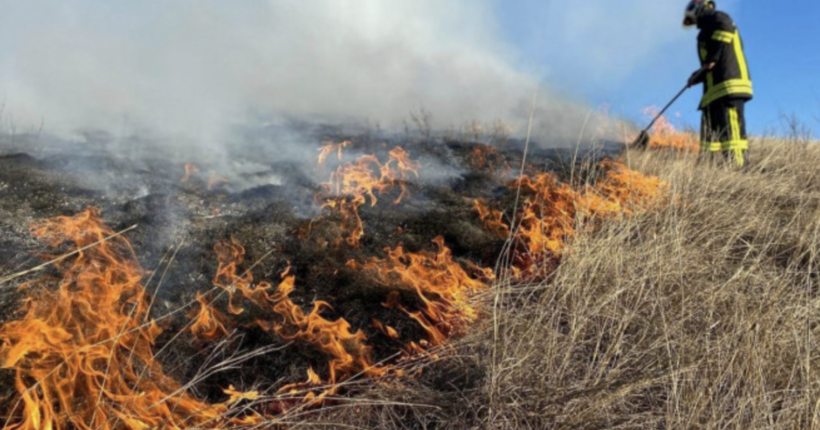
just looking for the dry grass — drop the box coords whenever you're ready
[293,137,820,429]
[9,135,817,429]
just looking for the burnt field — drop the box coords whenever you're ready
[0,126,649,428]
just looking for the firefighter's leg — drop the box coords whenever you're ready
[733,101,749,167]
[700,104,721,164]
[721,100,749,168]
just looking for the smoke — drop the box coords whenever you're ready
[0,1,541,142]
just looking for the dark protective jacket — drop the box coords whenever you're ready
[692,9,753,109]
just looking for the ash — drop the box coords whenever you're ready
[0,123,620,401]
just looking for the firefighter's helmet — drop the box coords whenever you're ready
[683,0,716,27]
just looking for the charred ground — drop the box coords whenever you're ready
[0,128,618,407]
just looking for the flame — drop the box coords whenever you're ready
[594,160,668,213]
[273,367,329,411]
[0,208,235,430]
[181,163,200,184]
[322,147,421,207]
[312,145,422,248]
[350,237,492,350]
[475,161,668,279]
[268,274,386,384]
[189,291,230,340]
[324,154,388,207]
[371,319,399,340]
[207,173,229,192]
[223,386,260,406]
[382,147,422,204]
[211,239,385,393]
[321,195,366,248]
[641,107,699,151]
[513,173,583,256]
[468,144,510,174]
[318,140,351,165]
[473,200,511,238]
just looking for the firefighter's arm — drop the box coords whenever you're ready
[703,16,734,65]
[687,63,714,87]
[702,32,729,65]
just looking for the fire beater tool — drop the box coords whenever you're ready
[632,67,706,149]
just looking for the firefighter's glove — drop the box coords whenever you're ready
[687,68,706,88]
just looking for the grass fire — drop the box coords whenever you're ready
[0,2,816,429]
[0,129,671,428]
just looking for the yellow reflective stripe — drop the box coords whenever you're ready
[712,30,735,43]
[700,79,753,107]
[699,46,708,62]
[732,148,746,167]
[734,149,746,167]
[701,141,722,152]
[728,108,740,142]
[720,140,748,151]
[731,140,748,150]
[733,30,750,81]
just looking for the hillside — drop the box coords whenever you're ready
[306,137,820,429]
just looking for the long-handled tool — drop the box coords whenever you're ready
[631,84,690,149]
[631,65,709,149]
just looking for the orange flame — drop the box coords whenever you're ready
[0,208,237,430]
[318,140,351,165]
[321,195,366,248]
[468,144,511,174]
[641,107,699,151]
[475,161,668,279]
[181,163,200,184]
[350,237,492,350]
[322,147,421,207]
[189,291,230,340]
[371,319,399,340]
[223,385,260,406]
[594,160,668,213]
[211,239,385,393]
[473,200,511,238]
[313,145,422,248]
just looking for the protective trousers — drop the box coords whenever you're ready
[700,97,748,167]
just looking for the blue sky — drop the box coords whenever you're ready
[494,1,820,135]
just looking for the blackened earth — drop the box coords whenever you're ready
[0,127,621,407]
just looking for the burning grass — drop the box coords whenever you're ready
[475,160,667,279]
[641,107,699,151]
[271,138,820,429]
[0,208,241,430]
[3,133,726,429]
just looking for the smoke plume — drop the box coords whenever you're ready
[2,2,538,141]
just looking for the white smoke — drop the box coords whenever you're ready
[0,0,546,144]
[3,0,731,149]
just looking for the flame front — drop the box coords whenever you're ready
[0,139,670,427]
[211,239,385,400]
[476,161,668,279]
[189,291,230,341]
[322,147,420,207]
[313,143,422,248]
[350,236,493,351]
[641,107,698,151]
[0,208,230,430]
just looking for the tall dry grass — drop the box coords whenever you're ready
[296,137,820,429]
[480,138,820,429]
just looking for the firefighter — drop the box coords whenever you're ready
[684,0,753,167]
